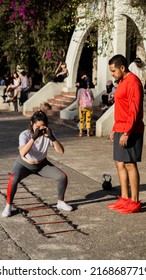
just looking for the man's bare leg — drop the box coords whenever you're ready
[115,161,129,198]
[107,161,129,209]
[125,162,139,202]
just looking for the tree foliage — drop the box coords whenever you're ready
[0,0,145,81]
[0,0,80,81]
[130,0,146,12]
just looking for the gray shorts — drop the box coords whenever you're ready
[114,132,143,162]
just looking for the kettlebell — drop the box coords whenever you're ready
[102,173,112,190]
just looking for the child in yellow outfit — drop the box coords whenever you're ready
[77,80,94,137]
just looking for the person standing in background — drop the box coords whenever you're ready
[129,57,145,89]
[77,80,94,137]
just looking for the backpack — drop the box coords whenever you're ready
[80,88,92,108]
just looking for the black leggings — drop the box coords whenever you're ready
[7,157,68,204]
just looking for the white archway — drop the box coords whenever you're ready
[65,0,145,95]
[65,22,92,90]
[114,0,146,61]
[65,3,100,90]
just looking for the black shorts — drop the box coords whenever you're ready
[114,132,143,162]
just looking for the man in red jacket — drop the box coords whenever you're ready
[108,54,144,214]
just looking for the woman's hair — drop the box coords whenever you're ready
[13,72,19,78]
[29,110,48,133]
[61,62,67,67]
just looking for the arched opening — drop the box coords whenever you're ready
[126,16,143,64]
[76,28,98,87]
[77,43,93,83]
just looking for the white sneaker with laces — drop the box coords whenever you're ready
[56,201,73,211]
[2,204,11,217]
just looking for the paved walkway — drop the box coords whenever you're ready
[0,111,146,260]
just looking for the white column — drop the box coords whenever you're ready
[96,55,109,95]
[143,29,146,61]
[96,34,113,101]
[113,14,127,56]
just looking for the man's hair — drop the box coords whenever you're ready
[108,54,129,70]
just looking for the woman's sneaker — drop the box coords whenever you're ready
[56,201,73,211]
[2,204,11,217]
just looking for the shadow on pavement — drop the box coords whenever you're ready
[65,184,146,211]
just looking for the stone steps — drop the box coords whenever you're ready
[25,91,76,119]
[61,92,76,98]
[47,99,70,107]
[54,95,75,102]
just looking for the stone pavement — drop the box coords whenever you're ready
[0,111,146,260]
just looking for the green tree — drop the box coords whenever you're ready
[0,0,145,82]
[0,0,80,82]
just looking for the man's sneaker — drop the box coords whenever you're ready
[107,196,129,210]
[2,204,11,217]
[117,200,141,214]
[56,201,73,211]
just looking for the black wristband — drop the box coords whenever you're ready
[49,135,56,142]
[46,127,56,142]
[32,129,40,141]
